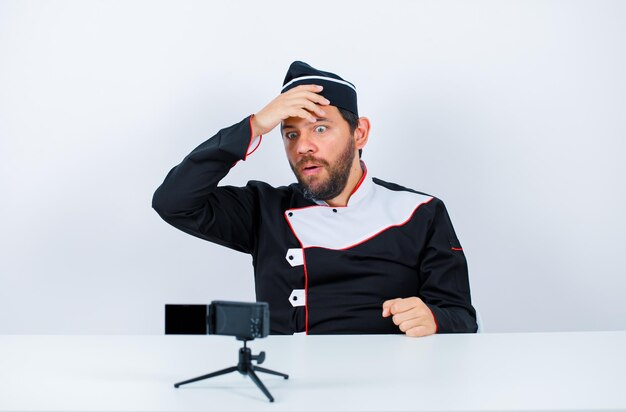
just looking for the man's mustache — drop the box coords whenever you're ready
[295,156,329,168]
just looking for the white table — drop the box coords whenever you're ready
[1,332,625,411]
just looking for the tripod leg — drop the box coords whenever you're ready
[247,368,275,402]
[174,366,238,388]
[254,366,289,379]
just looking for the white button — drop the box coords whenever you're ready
[285,248,304,267]
[289,289,306,307]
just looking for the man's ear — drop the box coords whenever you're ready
[354,117,370,150]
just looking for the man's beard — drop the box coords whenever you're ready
[290,138,356,201]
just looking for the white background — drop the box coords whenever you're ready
[1,0,625,334]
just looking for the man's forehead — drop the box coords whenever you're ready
[282,117,334,129]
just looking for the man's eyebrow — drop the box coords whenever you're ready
[282,118,332,129]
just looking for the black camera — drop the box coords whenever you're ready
[169,301,287,401]
[165,301,269,340]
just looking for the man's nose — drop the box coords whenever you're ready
[296,132,317,154]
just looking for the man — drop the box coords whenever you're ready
[153,61,477,336]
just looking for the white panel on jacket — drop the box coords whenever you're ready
[285,178,433,250]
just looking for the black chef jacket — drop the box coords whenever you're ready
[152,116,477,334]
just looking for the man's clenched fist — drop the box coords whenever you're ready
[382,297,437,337]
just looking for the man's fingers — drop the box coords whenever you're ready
[281,87,330,106]
[284,86,331,106]
[286,108,317,123]
[310,93,331,106]
[283,95,329,116]
[287,98,326,118]
[382,298,401,317]
[391,308,429,326]
[278,94,328,122]
[309,101,327,117]
[405,325,433,338]
[388,297,425,315]
[292,91,330,106]
[288,84,325,93]
[396,317,426,333]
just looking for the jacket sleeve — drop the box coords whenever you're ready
[420,200,478,333]
[152,116,260,254]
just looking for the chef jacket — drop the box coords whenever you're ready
[152,116,477,334]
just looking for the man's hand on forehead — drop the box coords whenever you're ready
[251,84,330,137]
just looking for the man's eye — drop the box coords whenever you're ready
[314,125,327,133]
[286,132,298,140]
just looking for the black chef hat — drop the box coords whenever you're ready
[281,61,358,117]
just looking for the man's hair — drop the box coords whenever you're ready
[337,108,362,158]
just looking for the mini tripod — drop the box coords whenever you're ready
[174,339,289,402]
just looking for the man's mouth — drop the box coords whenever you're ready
[301,164,323,176]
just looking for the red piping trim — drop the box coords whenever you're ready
[427,305,439,334]
[349,164,368,196]
[302,253,310,335]
[244,115,262,161]
[451,247,463,251]
[246,136,262,158]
